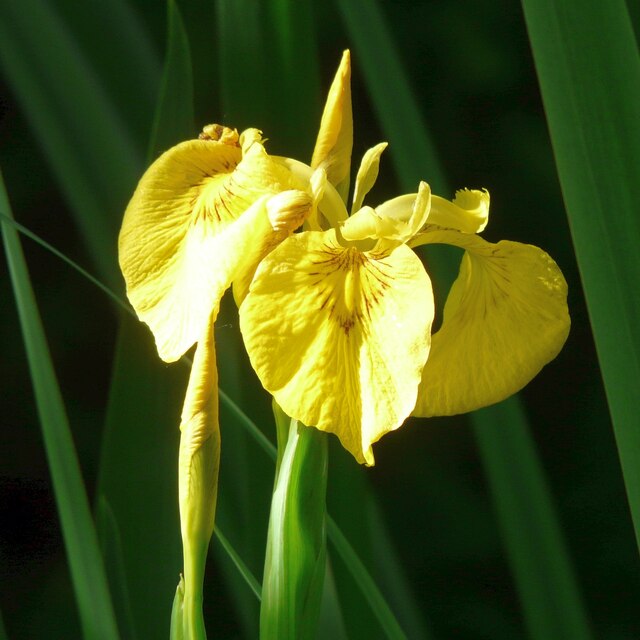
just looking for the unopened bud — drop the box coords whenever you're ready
[199,124,239,146]
[266,190,313,233]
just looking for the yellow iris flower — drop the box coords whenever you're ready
[119,125,319,635]
[120,50,569,479]
[236,51,570,465]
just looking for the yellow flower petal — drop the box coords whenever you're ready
[386,188,488,236]
[341,182,431,251]
[239,229,434,465]
[429,189,490,233]
[119,129,294,362]
[311,50,353,202]
[412,230,570,416]
[351,142,388,213]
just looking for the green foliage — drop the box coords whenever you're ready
[1,0,639,638]
[1,173,120,640]
[522,0,640,551]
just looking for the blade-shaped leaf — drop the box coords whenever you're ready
[521,0,640,552]
[97,2,195,636]
[0,0,144,287]
[1,172,120,640]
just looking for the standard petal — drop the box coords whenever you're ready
[351,142,388,213]
[391,188,489,237]
[119,133,293,361]
[239,230,434,465]
[311,50,353,201]
[413,231,570,417]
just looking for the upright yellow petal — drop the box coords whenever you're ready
[387,188,489,236]
[342,182,432,250]
[119,127,295,362]
[239,229,434,465]
[351,142,388,213]
[311,50,353,202]
[412,230,570,417]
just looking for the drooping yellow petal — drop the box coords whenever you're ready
[351,142,388,213]
[119,128,296,362]
[412,230,570,417]
[239,229,434,465]
[311,50,353,202]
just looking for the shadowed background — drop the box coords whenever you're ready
[1,0,638,638]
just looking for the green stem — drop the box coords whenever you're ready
[260,410,328,639]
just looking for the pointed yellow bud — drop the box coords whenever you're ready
[311,50,353,202]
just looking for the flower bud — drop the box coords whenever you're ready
[198,124,239,146]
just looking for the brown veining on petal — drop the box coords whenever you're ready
[310,244,394,337]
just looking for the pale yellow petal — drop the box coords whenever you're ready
[239,229,434,465]
[311,50,353,201]
[429,189,490,233]
[119,132,293,361]
[351,142,388,213]
[413,230,570,416]
[341,182,431,251]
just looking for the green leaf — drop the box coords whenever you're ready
[522,0,640,553]
[260,414,328,640]
[98,316,186,639]
[96,4,195,636]
[95,497,138,640]
[337,1,593,638]
[1,172,120,640]
[0,0,143,287]
[475,402,594,639]
[148,0,195,160]
[327,518,407,640]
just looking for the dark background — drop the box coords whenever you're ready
[1,0,638,638]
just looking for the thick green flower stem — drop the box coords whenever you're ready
[260,406,329,640]
[172,316,221,640]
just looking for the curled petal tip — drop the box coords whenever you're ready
[266,190,313,233]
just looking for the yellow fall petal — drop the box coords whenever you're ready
[119,127,295,362]
[311,50,353,201]
[412,230,570,417]
[239,229,434,465]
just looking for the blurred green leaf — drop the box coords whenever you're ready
[149,0,195,159]
[51,0,161,149]
[98,316,186,639]
[475,403,593,639]
[97,3,195,636]
[327,518,407,640]
[328,443,431,640]
[337,1,593,638]
[96,497,138,640]
[522,0,640,554]
[0,0,143,286]
[1,172,120,640]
